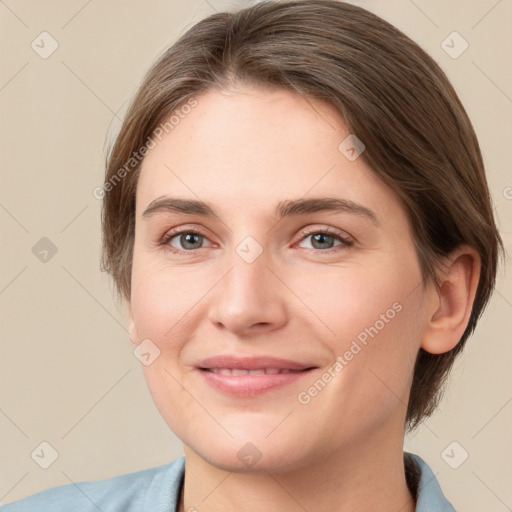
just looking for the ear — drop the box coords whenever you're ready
[125,298,138,346]
[421,244,481,354]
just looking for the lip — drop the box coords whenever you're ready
[196,355,318,397]
[197,355,315,371]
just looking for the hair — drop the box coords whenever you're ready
[100,0,504,440]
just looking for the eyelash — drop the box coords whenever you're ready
[159,226,354,256]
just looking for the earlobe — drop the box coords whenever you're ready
[126,299,138,345]
[420,245,481,355]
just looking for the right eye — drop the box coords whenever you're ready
[161,229,214,255]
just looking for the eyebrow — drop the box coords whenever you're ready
[141,196,379,226]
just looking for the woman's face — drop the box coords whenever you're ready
[128,84,432,472]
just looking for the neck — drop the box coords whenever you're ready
[178,430,415,512]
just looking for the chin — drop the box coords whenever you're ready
[184,431,316,475]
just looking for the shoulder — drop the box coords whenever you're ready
[1,456,185,512]
[404,451,457,512]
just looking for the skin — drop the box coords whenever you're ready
[127,84,480,512]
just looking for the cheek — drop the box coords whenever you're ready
[140,364,198,438]
[291,258,419,345]
[326,289,422,425]
[302,260,423,411]
[130,254,211,344]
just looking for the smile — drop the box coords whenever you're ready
[203,368,306,375]
[197,366,316,397]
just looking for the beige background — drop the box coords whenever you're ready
[1,0,511,510]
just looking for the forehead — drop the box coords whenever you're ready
[135,86,402,223]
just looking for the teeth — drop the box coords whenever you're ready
[209,368,301,375]
[231,369,249,376]
[246,369,265,375]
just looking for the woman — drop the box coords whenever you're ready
[3,1,504,511]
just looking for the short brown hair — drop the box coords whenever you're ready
[100,0,505,432]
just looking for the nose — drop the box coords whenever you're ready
[207,247,288,337]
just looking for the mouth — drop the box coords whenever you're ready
[200,367,314,375]
[195,356,318,397]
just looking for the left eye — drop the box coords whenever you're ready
[298,231,352,251]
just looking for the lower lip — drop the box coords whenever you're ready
[198,368,315,397]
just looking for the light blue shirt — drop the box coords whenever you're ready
[1,451,456,511]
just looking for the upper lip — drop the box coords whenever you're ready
[197,355,317,371]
